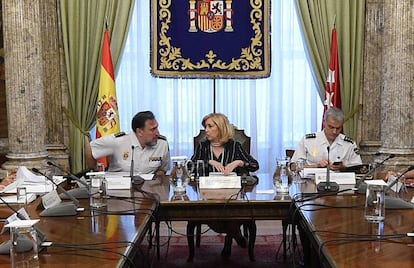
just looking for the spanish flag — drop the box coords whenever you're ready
[96,26,120,168]
[96,26,121,241]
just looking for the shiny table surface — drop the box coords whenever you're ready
[0,189,156,268]
[294,181,414,268]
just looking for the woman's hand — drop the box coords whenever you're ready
[223,160,244,176]
[209,160,225,173]
[0,172,16,189]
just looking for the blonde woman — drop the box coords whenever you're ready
[191,113,259,257]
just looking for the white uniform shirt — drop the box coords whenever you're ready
[90,131,171,173]
[291,131,362,167]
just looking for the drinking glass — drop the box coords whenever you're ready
[294,159,305,184]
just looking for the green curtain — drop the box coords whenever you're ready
[294,0,365,138]
[60,0,135,172]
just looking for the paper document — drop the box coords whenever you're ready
[17,166,46,183]
[106,176,131,190]
[208,172,237,177]
[199,176,241,189]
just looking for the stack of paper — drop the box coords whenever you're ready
[1,166,56,194]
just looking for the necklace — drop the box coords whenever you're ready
[210,145,225,172]
[211,142,221,147]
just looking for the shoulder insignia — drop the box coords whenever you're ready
[344,136,355,144]
[305,133,316,139]
[158,134,167,141]
[114,131,125,138]
[354,147,360,155]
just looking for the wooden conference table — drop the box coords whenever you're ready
[140,173,293,262]
[0,189,156,268]
[293,182,414,268]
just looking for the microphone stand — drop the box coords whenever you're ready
[31,168,79,216]
[130,145,144,185]
[0,195,47,254]
[317,146,339,193]
[387,165,414,190]
[383,166,414,209]
[46,161,90,199]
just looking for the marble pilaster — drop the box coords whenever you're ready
[359,0,414,171]
[380,0,414,167]
[358,0,383,160]
[2,0,48,169]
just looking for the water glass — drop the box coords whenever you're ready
[16,187,27,207]
[364,180,386,222]
[10,224,39,268]
[196,160,205,179]
[89,174,107,209]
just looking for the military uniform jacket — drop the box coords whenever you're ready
[90,131,171,173]
[291,131,362,167]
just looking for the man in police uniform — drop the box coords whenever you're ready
[291,107,362,171]
[85,111,170,177]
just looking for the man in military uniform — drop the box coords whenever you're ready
[291,107,362,171]
[85,111,170,177]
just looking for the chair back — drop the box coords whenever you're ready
[193,129,251,153]
[285,149,295,159]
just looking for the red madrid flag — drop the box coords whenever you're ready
[95,27,120,168]
[322,28,341,129]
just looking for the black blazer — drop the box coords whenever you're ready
[191,139,259,175]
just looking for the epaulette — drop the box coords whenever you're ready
[343,135,355,144]
[114,131,125,138]
[158,134,167,141]
[305,133,316,139]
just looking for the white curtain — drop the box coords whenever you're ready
[115,0,323,176]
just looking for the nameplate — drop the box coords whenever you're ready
[105,176,131,190]
[0,193,37,205]
[315,172,356,185]
[303,168,326,178]
[41,189,62,209]
[199,176,241,189]
[5,219,40,228]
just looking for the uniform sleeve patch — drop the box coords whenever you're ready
[305,133,316,139]
[354,147,360,154]
[114,131,126,138]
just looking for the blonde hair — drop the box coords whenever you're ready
[201,113,234,144]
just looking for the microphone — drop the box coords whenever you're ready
[46,161,90,199]
[356,153,396,194]
[0,196,47,255]
[130,145,144,185]
[317,146,339,193]
[383,165,414,209]
[31,168,79,216]
[387,165,414,189]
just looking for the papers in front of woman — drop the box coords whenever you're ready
[0,166,62,194]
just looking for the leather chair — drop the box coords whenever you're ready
[188,128,256,261]
[193,128,251,154]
